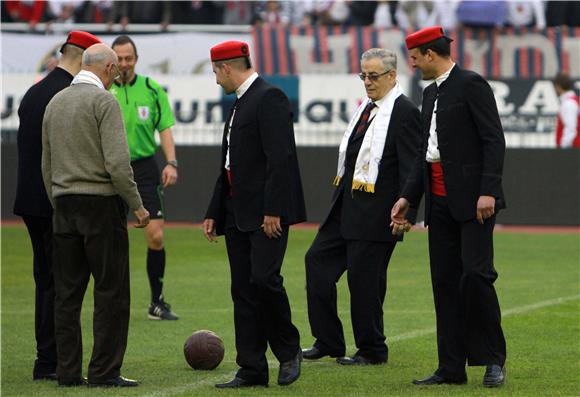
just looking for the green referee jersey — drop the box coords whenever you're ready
[110,75,175,161]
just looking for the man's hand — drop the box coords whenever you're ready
[133,206,150,228]
[162,164,178,188]
[476,195,495,224]
[390,198,411,236]
[262,216,282,239]
[203,218,218,243]
[391,219,413,236]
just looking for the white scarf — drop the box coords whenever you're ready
[334,82,403,193]
[71,70,104,89]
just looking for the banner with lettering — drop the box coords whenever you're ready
[4,73,577,148]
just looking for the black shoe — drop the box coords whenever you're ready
[483,365,506,387]
[278,351,302,386]
[148,296,179,320]
[88,375,139,387]
[336,355,386,366]
[33,372,57,381]
[215,377,268,388]
[302,346,341,360]
[412,373,467,386]
[58,377,88,387]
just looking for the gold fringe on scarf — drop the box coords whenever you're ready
[333,175,342,186]
[351,180,375,193]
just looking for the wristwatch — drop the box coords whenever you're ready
[167,160,179,169]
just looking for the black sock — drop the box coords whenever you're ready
[147,248,166,303]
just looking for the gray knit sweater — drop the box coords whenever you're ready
[42,82,143,210]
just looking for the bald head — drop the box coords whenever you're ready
[81,44,119,90]
[82,43,117,67]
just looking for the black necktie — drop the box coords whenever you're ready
[355,102,376,135]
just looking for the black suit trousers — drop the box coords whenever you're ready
[224,200,300,383]
[428,195,506,379]
[22,215,57,375]
[52,195,130,384]
[305,203,396,361]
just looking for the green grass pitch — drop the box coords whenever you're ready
[1,224,579,396]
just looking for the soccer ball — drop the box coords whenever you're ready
[183,330,225,370]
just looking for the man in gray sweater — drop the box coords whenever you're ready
[42,43,149,388]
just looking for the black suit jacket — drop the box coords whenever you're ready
[402,65,506,224]
[321,94,422,242]
[13,67,73,217]
[206,76,306,234]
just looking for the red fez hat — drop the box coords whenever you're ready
[210,41,250,62]
[60,31,101,53]
[405,26,452,50]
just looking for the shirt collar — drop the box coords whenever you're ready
[71,70,104,90]
[372,90,389,108]
[435,63,456,87]
[113,74,138,87]
[236,72,259,99]
[370,82,400,108]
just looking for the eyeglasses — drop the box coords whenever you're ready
[358,70,391,81]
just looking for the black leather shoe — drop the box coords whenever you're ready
[302,346,341,360]
[88,375,139,387]
[58,377,88,387]
[336,355,386,366]
[483,365,506,387]
[278,351,302,386]
[412,373,467,386]
[215,377,268,388]
[33,372,58,381]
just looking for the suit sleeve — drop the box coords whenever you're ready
[41,107,53,208]
[396,104,422,224]
[258,88,292,217]
[205,172,225,220]
[465,74,506,198]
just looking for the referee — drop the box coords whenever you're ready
[111,35,179,320]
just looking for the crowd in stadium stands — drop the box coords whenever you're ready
[2,1,579,31]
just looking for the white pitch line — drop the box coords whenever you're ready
[141,375,238,397]
[386,294,580,344]
[501,295,580,316]
[141,294,580,397]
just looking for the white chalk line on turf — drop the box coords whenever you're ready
[141,294,580,397]
[387,294,580,344]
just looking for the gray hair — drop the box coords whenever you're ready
[361,48,397,71]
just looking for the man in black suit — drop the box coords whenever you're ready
[302,48,422,366]
[203,40,306,389]
[391,26,507,387]
[13,31,101,382]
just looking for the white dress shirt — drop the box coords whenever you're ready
[225,72,259,170]
[368,91,388,120]
[558,90,579,148]
[426,63,455,163]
